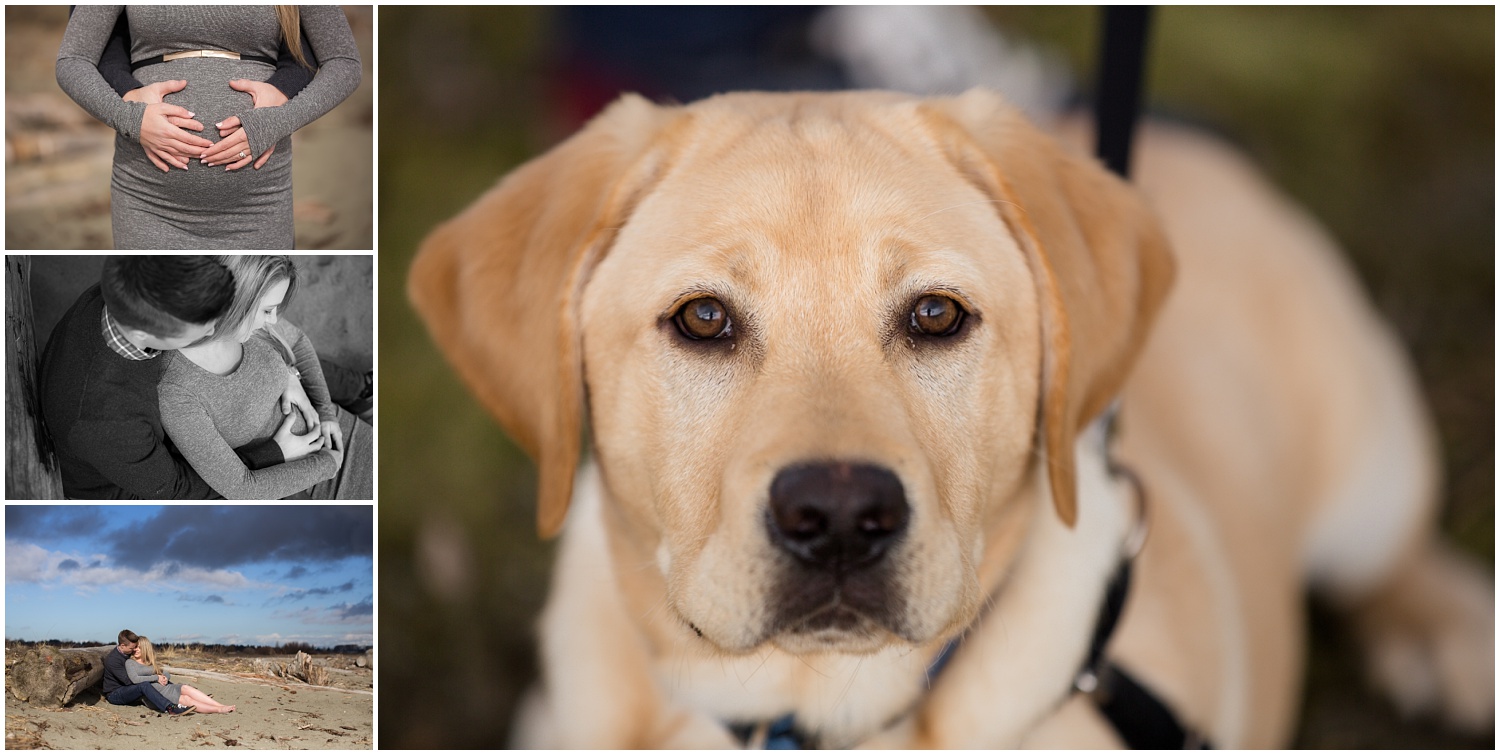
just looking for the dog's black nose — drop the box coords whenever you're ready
[766,462,909,570]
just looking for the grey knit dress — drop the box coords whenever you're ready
[125,659,183,704]
[158,318,371,500]
[56,6,361,249]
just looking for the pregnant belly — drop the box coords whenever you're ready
[115,58,289,211]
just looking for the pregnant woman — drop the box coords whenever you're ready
[127,637,235,714]
[56,6,361,249]
[158,255,373,499]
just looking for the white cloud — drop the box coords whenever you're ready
[5,542,53,583]
[4,542,258,592]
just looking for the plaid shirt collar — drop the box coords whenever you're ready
[100,306,158,361]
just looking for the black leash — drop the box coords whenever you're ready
[1076,563,1213,749]
[1094,6,1153,178]
[1088,11,1215,746]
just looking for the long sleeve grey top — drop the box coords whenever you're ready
[91,8,319,100]
[263,317,338,424]
[159,318,338,500]
[56,6,147,140]
[56,6,360,156]
[124,658,165,686]
[124,658,182,703]
[236,6,361,158]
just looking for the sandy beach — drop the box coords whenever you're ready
[5,656,372,750]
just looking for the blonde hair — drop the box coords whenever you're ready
[213,256,299,341]
[275,6,311,70]
[137,637,161,675]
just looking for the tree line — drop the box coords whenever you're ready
[4,638,370,655]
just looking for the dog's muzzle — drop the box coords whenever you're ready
[764,461,910,636]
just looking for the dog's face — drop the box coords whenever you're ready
[577,111,1043,652]
[411,90,1173,656]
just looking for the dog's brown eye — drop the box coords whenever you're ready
[674,297,732,340]
[910,294,963,336]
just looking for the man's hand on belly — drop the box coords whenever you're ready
[123,80,211,172]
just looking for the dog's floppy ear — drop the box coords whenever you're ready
[409,94,684,538]
[919,89,1175,527]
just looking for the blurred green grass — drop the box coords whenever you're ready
[379,7,1493,748]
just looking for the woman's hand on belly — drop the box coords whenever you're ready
[204,79,287,170]
[273,411,326,462]
[123,80,212,172]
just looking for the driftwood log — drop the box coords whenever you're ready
[8,645,113,705]
[254,651,330,686]
[291,651,331,686]
[161,665,371,695]
[5,256,65,499]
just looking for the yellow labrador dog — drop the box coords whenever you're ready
[410,89,1493,748]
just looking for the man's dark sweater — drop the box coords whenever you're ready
[101,646,133,694]
[37,285,280,498]
[88,6,320,99]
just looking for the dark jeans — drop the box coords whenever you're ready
[105,682,172,712]
[320,359,365,406]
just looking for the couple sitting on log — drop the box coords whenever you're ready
[104,629,234,715]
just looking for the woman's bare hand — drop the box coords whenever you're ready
[279,368,320,431]
[131,82,211,173]
[272,412,324,462]
[201,118,253,169]
[321,420,344,454]
[212,79,288,170]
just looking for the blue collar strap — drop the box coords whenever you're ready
[728,714,806,750]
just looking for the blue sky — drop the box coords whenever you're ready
[5,505,371,648]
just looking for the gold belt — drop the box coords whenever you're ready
[162,50,242,62]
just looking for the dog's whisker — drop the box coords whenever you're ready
[738,646,776,687]
[636,594,672,625]
[792,652,832,680]
[829,656,865,714]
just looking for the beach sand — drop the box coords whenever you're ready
[5,658,372,750]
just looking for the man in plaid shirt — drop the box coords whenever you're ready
[37,256,306,499]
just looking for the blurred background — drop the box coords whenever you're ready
[378,7,1493,748]
[5,5,373,249]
